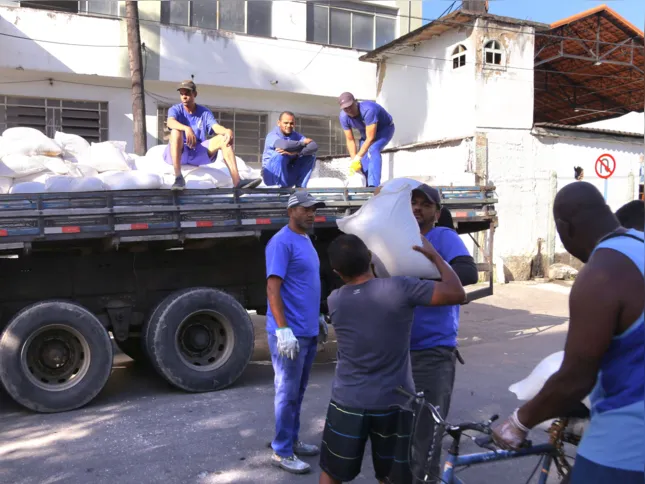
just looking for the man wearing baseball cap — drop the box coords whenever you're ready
[409,183,479,483]
[338,92,395,187]
[163,80,262,190]
[265,190,327,474]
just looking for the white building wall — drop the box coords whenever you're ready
[473,19,535,130]
[375,27,477,146]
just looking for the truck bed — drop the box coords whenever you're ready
[0,186,497,252]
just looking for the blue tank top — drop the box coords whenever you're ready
[577,229,644,472]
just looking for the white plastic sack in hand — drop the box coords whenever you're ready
[0,154,49,178]
[378,177,422,194]
[54,131,90,162]
[45,176,107,193]
[1,128,62,157]
[10,181,46,194]
[336,183,441,280]
[98,171,162,190]
[82,142,131,172]
[307,177,346,188]
[0,176,11,194]
[186,166,233,188]
[509,351,591,408]
[346,172,367,188]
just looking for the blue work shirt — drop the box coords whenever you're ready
[265,225,321,338]
[262,126,306,166]
[339,100,393,140]
[410,227,471,350]
[168,103,217,144]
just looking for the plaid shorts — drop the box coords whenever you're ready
[319,400,413,483]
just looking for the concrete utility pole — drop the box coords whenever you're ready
[126,1,147,155]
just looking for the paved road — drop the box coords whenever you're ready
[0,283,574,484]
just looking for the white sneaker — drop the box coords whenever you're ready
[270,453,311,474]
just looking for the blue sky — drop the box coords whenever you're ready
[421,1,645,28]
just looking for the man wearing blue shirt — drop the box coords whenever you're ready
[338,92,395,187]
[409,184,479,483]
[262,111,319,188]
[265,190,326,474]
[163,80,262,191]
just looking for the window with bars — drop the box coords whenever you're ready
[20,1,121,17]
[157,106,268,166]
[295,116,347,157]
[161,0,272,37]
[306,1,397,50]
[0,96,108,143]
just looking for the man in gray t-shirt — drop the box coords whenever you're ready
[318,234,466,484]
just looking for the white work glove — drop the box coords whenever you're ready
[276,327,299,360]
[492,408,530,450]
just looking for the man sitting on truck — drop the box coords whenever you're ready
[408,183,479,483]
[163,80,262,191]
[338,92,395,187]
[262,112,319,188]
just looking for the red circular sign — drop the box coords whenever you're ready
[595,154,616,179]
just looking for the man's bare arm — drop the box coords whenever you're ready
[167,117,188,132]
[267,276,288,328]
[355,123,377,159]
[517,255,620,428]
[344,129,357,159]
[414,238,466,306]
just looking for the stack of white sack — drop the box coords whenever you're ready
[306,172,367,189]
[336,177,441,280]
[0,128,264,194]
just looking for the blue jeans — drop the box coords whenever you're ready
[570,455,644,484]
[268,333,318,457]
[262,153,316,188]
[358,124,395,187]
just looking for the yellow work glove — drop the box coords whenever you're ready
[349,158,362,175]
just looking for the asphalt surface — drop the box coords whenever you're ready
[0,282,575,484]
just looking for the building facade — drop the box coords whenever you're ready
[0,0,422,166]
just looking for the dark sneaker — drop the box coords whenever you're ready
[171,175,186,191]
[293,440,320,456]
[236,177,262,189]
[270,453,311,474]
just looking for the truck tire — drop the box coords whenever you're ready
[0,301,113,413]
[143,288,254,392]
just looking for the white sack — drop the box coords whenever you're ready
[0,129,62,157]
[346,172,367,188]
[0,154,49,178]
[307,177,346,188]
[186,179,218,190]
[336,182,441,280]
[98,171,162,190]
[146,144,167,160]
[135,155,174,175]
[19,171,55,184]
[54,131,90,161]
[45,175,107,193]
[10,181,46,194]
[81,141,131,172]
[186,166,233,188]
[73,164,99,178]
[0,176,12,194]
[379,177,422,194]
[42,156,73,175]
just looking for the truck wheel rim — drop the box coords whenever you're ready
[175,310,234,372]
[20,324,92,392]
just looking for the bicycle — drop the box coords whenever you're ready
[396,386,588,484]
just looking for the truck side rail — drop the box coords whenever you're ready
[0,186,497,248]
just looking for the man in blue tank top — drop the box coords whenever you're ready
[493,182,644,483]
[338,92,395,187]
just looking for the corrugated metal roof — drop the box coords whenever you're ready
[533,122,644,139]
